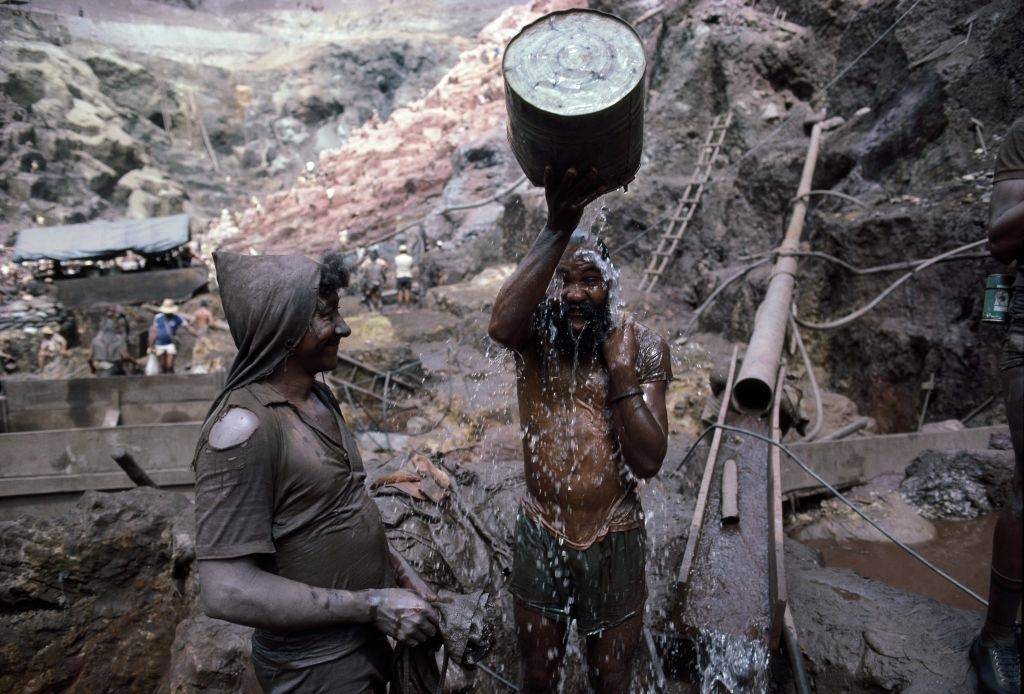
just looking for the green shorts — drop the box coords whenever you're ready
[509,510,647,635]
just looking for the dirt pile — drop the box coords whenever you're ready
[0,488,194,693]
[221,0,586,255]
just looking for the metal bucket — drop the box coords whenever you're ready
[502,9,646,191]
[983,274,1014,323]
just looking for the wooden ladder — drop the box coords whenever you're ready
[326,353,421,419]
[638,111,732,293]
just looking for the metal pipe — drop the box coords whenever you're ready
[783,605,813,694]
[732,121,825,414]
[820,416,870,441]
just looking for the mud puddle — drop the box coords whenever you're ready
[803,514,996,612]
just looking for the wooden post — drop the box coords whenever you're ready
[111,447,158,487]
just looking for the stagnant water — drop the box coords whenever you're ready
[804,513,996,612]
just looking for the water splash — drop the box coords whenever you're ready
[696,630,770,694]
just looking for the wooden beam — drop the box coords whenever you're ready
[676,345,738,590]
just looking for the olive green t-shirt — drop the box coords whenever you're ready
[194,380,395,668]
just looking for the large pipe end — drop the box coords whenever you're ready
[732,376,773,415]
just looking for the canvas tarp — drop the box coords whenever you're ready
[13,214,190,262]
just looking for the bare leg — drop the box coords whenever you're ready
[983,365,1023,640]
[584,613,643,694]
[515,600,567,694]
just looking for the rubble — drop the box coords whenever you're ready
[901,446,1016,519]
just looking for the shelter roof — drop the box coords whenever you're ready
[14,214,189,262]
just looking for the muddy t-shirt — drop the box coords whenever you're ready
[514,312,672,549]
[194,380,395,668]
[995,116,1024,370]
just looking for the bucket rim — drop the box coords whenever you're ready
[502,7,647,117]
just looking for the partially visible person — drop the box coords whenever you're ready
[394,244,415,310]
[149,298,198,374]
[89,319,130,376]
[975,115,1023,694]
[192,300,215,335]
[359,247,388,313]
[37,325,69,372]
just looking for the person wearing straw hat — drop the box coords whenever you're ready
[149,298,198,374]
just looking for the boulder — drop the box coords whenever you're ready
[0,488,194,693]
[900,448,1015,519]
[166,614,259,693]
[786,540,979,693]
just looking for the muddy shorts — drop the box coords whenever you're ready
[509,510,646,635]
[396,277,413,290]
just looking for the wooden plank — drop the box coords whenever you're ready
[783,425,1007,496]
[676,345,738,588]
[2,372,224,411]
[0,422,202,480]
[50,266,208,308]
[101,408,120,428]
[0,468,194,498]
[767,367,787,649]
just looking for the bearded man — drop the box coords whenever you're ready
[488,168,672,693]
[193,251,438,693]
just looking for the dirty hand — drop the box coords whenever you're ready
[544,166,609,234]
[602,316,638,376]
[369,588,440,646]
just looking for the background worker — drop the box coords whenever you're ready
[359,247,388,312]
[191,299,215,335]
[394,243,415,309]
[37,325,69,373]
[975,115,1023,694]
[89,319,130,376]
[149,298,198,374]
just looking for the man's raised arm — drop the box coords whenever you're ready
[488,167,607,349]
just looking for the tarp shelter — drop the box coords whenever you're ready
[13,214,190,262]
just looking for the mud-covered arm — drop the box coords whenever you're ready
[488,167,608,350]
[198,556,371,629]
[604,321,670,479]
[988,179,1024,264]
[198,557,438,645]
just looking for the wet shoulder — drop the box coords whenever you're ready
[632,319,673,384]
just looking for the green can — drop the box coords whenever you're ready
[983,274,1015,323]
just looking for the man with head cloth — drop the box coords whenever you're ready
[193,251,439,693]
[489,168,671,693]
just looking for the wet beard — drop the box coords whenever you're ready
[548,299,613,363]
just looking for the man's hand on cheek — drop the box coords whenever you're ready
[602,317,638,375]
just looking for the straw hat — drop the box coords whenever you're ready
[41,326,54,336]
[158,298,179,314]
[399,244,408,252]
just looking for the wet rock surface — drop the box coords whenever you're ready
[0,488,194,693]
[901,446,1016,519]
[786,539,980,693]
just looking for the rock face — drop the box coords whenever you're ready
[786,539,980,693]
[0,488,194,693]
[901,447,1016,519]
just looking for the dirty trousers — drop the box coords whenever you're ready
[251,637,392,694]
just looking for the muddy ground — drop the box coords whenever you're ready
[1,0,1021,692]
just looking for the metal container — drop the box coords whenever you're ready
[983,274,1014,323]
[502,9,646,191]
